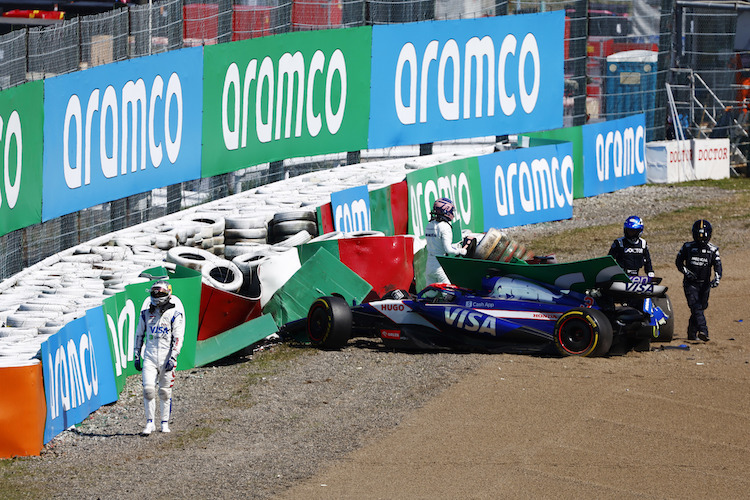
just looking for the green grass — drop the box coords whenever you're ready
[157,425,217,451]
[0,458,45,499]
[225,343,314,409]
[526,178,750,264]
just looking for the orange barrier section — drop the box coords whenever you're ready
[0,362,47,458]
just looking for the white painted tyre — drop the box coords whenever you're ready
[185,212,225,237]
[225,215,268,230]
[201,259,243,293]
[225,228,267,241]
[308,231,344,242]
[274,230,312,247]
[166,246,219,271]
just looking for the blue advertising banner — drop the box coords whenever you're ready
[477,142,574,229]
[42,47,204,220]
[41,306,118,444]
[330,185,371,232]
[368,11,565,148]
[581,114,647,197]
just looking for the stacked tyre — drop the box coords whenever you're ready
[223,215,270,260]
[166,246,243,293]
[180,213,226,256]
[267,210,318,245]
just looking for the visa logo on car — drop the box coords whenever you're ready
[444,308,496,335]
[625,283,654,293]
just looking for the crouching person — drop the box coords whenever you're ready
[133,280,185,435]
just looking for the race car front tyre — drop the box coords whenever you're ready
[307,296,352,349]
[554,308,613,357]
[652,295,674,342]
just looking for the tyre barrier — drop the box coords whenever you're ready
[224,242,268,260]
[200,259,244,293]
[166,246,219,271]
[0,143,501,457]
[274,230,313,248]
[232,253,269,300]
[308,231,344,243]
[184,212,225,237]
[267,210,318,244]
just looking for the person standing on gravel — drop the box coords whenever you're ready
[133,280,185,435]
[675,220,722,342]
[608,215,655,277]
[424,197,468,285]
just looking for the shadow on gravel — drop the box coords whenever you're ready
[70,428,142,438]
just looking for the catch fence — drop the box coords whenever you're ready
[0,0,746,281]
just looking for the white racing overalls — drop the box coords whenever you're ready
[134,302,185,425]
[424,219,466,285]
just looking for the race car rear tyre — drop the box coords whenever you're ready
[307,296,352,349]
[652,295,674,342]
[554,308,613,357]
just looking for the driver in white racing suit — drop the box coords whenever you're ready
[424,197,467,285]
[133,280,185,435]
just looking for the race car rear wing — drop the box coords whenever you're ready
[605,280,668,298]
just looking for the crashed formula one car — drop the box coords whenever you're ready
[306,256,674,357]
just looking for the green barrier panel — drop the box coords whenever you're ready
[368,184,395,236]
[413,246,427,293]
[0,81,44,237]
[202,28,372,177]
[436,157,484,233]
[263,248,372,327]
[193,314,278,367]
[438,255,630,293]
[103,265,202,394]
[297,238,340,264]
[522,127,583,199]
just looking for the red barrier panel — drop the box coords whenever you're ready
[389,180,409,235]
[0,362,46,458]
[317,202,335,234]
[232,5,272,41]
[338,235,414,299]
[197,283,261,341]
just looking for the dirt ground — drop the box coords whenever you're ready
[2,184,749,500]
[279,252,750,500]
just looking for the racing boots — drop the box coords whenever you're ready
[141,420,155,436]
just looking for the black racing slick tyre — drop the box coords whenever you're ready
[652,294,675,342]
[306,296,352,349]
[554,308,613,357]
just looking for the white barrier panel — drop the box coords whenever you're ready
[693,138,730,180]
[646,139,730,183]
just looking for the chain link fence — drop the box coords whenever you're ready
[668,3,750,168]
[1,0,748,281]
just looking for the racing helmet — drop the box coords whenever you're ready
[623,215,644,242]
[431,197,456,222]
[150,280,172,307]
[692,219,712,244]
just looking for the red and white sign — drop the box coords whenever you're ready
[646,138,729,183]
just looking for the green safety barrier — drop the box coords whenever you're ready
[193,314,279,367]
[263,248,372,328]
